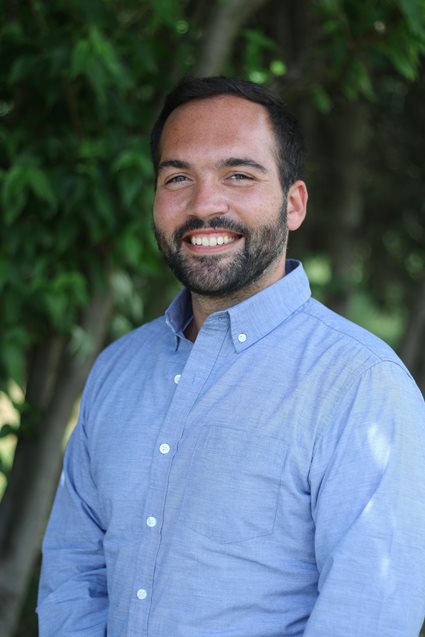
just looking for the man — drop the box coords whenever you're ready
[38,77,425,636]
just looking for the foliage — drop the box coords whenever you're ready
[307,0,425,323]
[312,0,425,103]
[0,0,190,401]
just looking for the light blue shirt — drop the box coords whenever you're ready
[38,260,425,636]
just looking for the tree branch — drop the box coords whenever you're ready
[193,0,273,76]
[0,282,114,637]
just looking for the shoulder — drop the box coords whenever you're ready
[300,302,425,475]
[81,315,172,402]
[287,297,423,443]
[300,297,409,374]
[300,299,424,442]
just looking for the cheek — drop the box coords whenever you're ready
[257,187,286,217]
[153,195,177,234]
[232,190,283,224]
[153,190,187,226]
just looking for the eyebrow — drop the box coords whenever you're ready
[158,157,268,173]
[158,159,191,172]
[218,157,268,173]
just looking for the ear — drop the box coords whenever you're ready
[286,180,308,231]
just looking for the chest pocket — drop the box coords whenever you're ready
[180,426,286,544]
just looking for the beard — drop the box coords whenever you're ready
[154,203,288,298]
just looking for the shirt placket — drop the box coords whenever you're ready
[126,317,230,636]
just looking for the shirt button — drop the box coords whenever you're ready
[136,588,147,600]
[174,374,181,384]
[238,333,247,343]
[146,516,157,528]
[159,443,170,454]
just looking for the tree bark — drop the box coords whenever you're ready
[0,284,113,637]
[322,100,370,316]
[193,0,272,76]
[399,275,425,395]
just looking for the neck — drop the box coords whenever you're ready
[184,258,287,342]
[186,292,245,341]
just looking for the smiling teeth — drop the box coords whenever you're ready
[190,235,235,246]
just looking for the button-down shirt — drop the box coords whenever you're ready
[38,260,425,636]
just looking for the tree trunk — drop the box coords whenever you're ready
[322,100,369,316]
[399,275,425,395]
[193,0,272,76]
[0,285,113,637]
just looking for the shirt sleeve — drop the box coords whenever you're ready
[305,361,425,637]
[37,394,107,636]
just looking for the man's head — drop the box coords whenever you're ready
[151,77,308,300]
[151,76,305,193]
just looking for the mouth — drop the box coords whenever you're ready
[182,229,243,252]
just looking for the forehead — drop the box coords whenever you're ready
[159,95,278,163]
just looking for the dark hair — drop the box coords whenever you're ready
[150,76,305,192]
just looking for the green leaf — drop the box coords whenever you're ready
[244,29,276,50]
[43,291,69,329]
[0,424,19,439]
[1,337,26,384]
[0,256,7,291]
[316,0,343,13]
[26,167,57,208]
[1,164,56,223]
[385,45,417,80]
[70,38,92,77]
[117,171,143,208]
[270,60,286,77]
[51,271,89,307]
[176,20,189,35]
[112,149,153,176]
[1,166,29,224]
[149,0,183,28]
[70,27,129,102]
[71,38,108,102]
[348,59,375,100]
[9,55,36,84]
[117,229,144,267]
[88,27,125,80]
[398,0,425,38]
[79,139,108,160]
[248,70,269,84]
[311,85,332,113]
[92,185,115,226]
[0,21,25,45]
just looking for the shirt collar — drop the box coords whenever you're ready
[165,259,311,352]
[165,287,193,349]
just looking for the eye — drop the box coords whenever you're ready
[228,173,254,182]
[165,174,189,185]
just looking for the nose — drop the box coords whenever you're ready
[189,179,229,220]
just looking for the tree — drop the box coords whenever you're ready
[0,0,271,634]
[0,2,175,633]
[0,1,424,635]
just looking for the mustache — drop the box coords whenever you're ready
[173,216,248,243]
